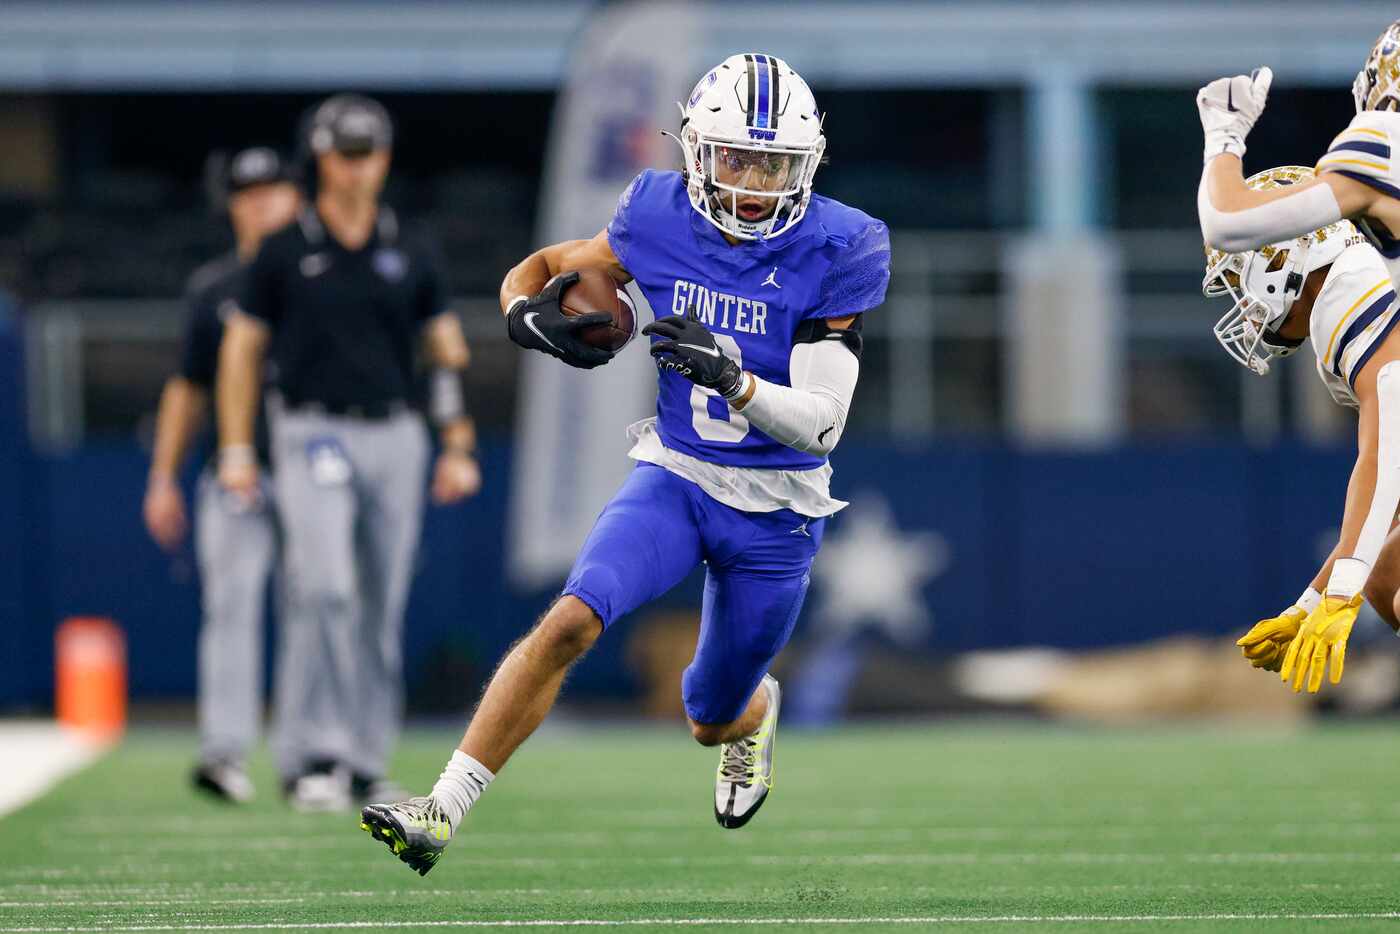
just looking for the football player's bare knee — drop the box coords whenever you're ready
[688,718,733,747]
[535,596,602,659]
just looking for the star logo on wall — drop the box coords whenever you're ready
[811,494,949,644]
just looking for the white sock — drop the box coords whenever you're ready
[430,750,494,828]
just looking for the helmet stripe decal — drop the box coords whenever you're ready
[753,54,772,129]
[744,54,757,126]
[770,57,781,129]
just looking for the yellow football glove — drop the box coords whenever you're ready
[1235,606,1308,672]
[1279,594,1364,693]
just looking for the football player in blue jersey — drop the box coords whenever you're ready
[360,53,890,876]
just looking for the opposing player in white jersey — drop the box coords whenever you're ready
[1202,165,1400,692]
[1197,21,1400,289]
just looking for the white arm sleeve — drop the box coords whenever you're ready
[1197,168,1344,253]
[737,336,859,458]
[1328,360,1400,598]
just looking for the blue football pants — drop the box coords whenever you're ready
[563,463,824,725]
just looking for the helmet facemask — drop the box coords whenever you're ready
[678,124,824,240]
[669,54,826,242]
[1203,244,1309,375]
[1201,165,1358,375]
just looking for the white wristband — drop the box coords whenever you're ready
[1295,587,1322,614]
[723,371,753,404]
[1203,131,1246,165]
[1326,557,1369,601]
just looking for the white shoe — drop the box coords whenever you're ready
[715,674,780,829]
[288,768,352,813]
[354,776,408,806]
[192,760,255,804]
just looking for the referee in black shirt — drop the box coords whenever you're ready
[143,146,300,803]
[216,95,480,811]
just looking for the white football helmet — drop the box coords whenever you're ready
[1353,19,1400,112]
[1203,166,1359,374]
[670,54,825,241]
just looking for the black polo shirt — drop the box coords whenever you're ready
[237,206,449,413]
[179,251,272,466]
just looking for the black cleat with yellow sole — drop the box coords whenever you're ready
[359,796,454,877]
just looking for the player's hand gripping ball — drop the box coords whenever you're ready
[506,270,634,368]
[1236,604,1307,672]
[1280,594,1363,693]
[643,307,745,400]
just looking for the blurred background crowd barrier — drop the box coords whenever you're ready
[3,0,1397,721]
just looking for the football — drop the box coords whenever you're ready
[558,268,636,351]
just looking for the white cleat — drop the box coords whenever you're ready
[287,768,352,813]
[715,674,780,829]
[191,760,255,804]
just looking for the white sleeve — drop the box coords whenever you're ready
[736,335,859,458]
[1197,169,1344,253]
[1328,360,1400,599]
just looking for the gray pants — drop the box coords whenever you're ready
[269,404,429,780]
[195,471,278,764]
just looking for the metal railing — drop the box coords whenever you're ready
[22,229,1346,449]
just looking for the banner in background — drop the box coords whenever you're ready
[508,0,702,588]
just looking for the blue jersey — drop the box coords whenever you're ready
[608,169,890,471]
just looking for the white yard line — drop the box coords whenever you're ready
[48,820,1400,844]
[0,722,107,819]
[0,883,1381,909]
[4,913,1400,930]
[9,850,1400,881]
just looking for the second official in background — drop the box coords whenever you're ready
[143,146,300,802]
[217,94,480,811]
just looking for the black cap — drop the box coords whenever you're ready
[224,146,294,194]
[308,94,393,156]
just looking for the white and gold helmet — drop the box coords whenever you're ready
[1203,166,1359,374]
[670,54,825,241]
[1353,20,1400,112]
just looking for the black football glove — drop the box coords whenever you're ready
[506,271,615,369]
[642,307,745,399]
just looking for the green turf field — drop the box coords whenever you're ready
[4,721,1400,932]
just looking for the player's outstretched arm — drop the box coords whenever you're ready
[1199,157,1378,253]
[143,376,207,551]
[1195,67,1380,251]
[1281,340,1400,692]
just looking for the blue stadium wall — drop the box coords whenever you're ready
[0,347,1354,710]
